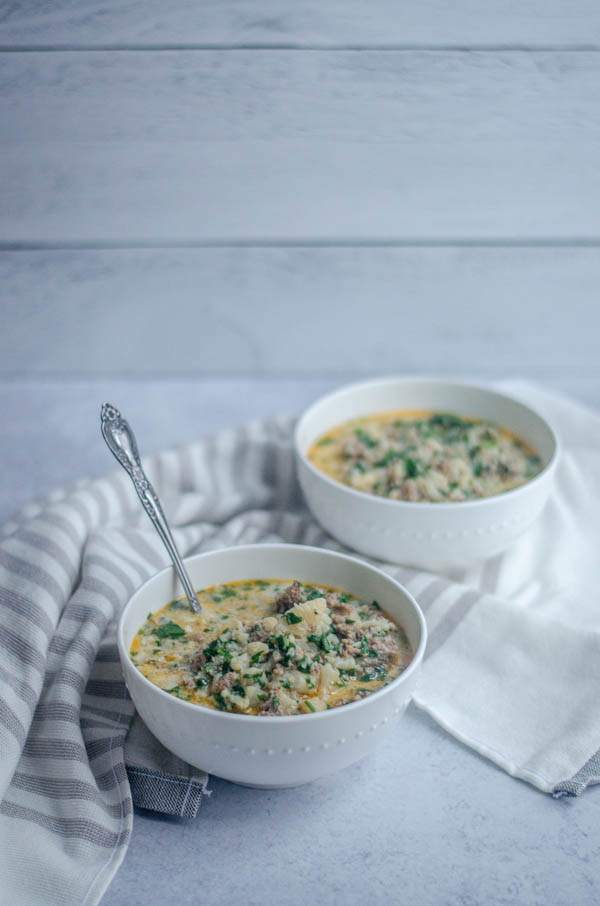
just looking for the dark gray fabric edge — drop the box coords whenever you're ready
[553,749,600,798]
[126,765,210,818]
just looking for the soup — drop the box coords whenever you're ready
[308,410,543,503]
[130,579,413,716]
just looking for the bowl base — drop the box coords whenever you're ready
[230,779,310,789]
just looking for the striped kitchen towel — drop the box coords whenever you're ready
[1,380,600,905]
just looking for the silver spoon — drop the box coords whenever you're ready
[100,403,200,613]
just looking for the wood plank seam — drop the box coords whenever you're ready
[3,239,600,250]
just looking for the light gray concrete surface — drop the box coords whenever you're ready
[114,712,599,906]
[2,377,599,906]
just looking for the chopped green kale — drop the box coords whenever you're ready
[354,427,377,448]
[154,621,186,640]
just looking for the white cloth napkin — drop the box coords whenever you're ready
[410,381,600,792]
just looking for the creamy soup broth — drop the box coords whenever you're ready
[131,579,413,716]
[308,410,543,503]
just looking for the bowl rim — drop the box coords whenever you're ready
[294,375,560,512]
[118,542,427,724]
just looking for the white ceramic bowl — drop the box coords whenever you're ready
[118,543,426,788]
[295,377,559,569]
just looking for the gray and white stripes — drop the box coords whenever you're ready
[1,400,599,904]
[0,416,325,905]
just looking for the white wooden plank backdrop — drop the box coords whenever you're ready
[2,51,600,242]
[5,140,600,242]
[1,1,599,47]
[1,247,598,376]
[5,51,600,144]
[0,1,599,378]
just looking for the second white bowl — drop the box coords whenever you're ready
[295,377,559,569]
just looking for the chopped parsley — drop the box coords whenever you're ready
[359,665,388,682]
[285,611,303,624]
[203,638,232,662]
[404,457,418,479]
[308,633,338,654]
[154,621,186,640]
[428,413,467,432]
[276,634,295,652]
[214,692,228,710]
[354,427,376,448]
[374,450,403,468]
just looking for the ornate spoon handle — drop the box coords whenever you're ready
[100,403,200,613]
